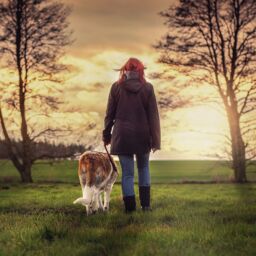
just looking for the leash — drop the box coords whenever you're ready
[104,144,118,173]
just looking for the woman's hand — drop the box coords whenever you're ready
[102,134,111,146]
[103,138,110,146]
[104,141,110,146]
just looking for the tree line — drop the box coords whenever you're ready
[0,140,89,160]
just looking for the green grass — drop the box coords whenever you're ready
[0,160,255,255]
[0,183,255,256]
[0,160,256,183]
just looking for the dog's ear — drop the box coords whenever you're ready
[73,197,89,206]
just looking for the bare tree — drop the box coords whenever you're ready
[0,0,73,182]
[148,71,196,112]
[155,0,256,183]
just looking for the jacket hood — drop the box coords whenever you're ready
[122,79,143,93]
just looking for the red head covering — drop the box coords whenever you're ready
[117,57,146,84]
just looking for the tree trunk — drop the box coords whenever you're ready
[16,0,33,183]
[231,132,247,183]
[19,165,33,183]
[227,108,247,183]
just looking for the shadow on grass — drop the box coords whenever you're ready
[39,208,145,256]
[0,199,145,256]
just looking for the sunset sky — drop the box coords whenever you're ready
[1,0,230,160]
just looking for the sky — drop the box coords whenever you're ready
[59,0,229,160]
[0,0,230,160]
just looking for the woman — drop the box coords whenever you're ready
[102,57,161,213]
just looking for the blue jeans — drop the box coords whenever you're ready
[118,153,150,197]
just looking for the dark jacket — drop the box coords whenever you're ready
[102,78,161,155]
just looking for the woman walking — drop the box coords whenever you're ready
[102,57,161,212]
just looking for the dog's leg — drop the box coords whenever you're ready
[103,184,113,211]
[79,175,85,194]
[85,205,89,216]
[98,191,104,211]
[82,185,94,215]
[91,190,100,214]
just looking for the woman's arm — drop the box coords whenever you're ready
[102,83,117,145]
[147,84,161,151]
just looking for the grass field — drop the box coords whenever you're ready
[0,160,256,183]
[0,160,256,255]
[0,183,255,256]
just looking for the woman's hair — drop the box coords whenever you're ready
[117,57,146,84]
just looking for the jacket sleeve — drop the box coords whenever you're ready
[102,83,117,143]
[146,84,161,150]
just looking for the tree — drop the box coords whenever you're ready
[155,0,256,183]
[0,0,72,182]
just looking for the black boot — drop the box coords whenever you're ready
[139,186,152,211]
[123,195,136,213]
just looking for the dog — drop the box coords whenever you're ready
[73,151,118,215]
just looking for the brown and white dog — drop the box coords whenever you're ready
[73,151,118,215]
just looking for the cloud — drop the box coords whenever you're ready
[63,0,175,56]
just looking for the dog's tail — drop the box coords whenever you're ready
[73,197,89,206]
